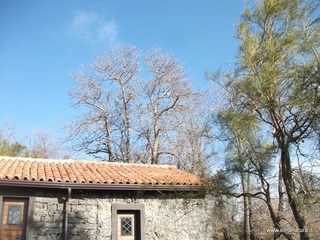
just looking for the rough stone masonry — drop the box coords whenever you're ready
[31,191,214,240]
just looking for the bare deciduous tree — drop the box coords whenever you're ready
[68,46,214,169]
[94,46,139,163]
[68,46,139,162]
[24,129,62,159]
[171,106,215,175]
[68,69,116,161]
[138,49,195,164]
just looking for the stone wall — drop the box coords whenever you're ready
[32,197,64,240]
[31,191,214,240]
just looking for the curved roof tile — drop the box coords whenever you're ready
[0,156,208,186]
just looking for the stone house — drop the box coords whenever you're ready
[0,156,213,240]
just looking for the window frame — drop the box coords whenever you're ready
[111,204,145,240]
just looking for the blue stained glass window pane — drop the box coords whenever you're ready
[7,205,22,225]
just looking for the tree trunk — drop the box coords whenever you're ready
[248,197,256,240]
[104,119,114,162]
[272,160,285,240]
[280,146,310,240]
[258,168,292,240]
[278,161,285,219]
[120,84,131,163]
[247,174,255,240]
[265,198,292,240]
[241,173,250,240]
[222,227,233,240]
[152,133,159,164]
[124,115,131,163]
[151,116,160,164]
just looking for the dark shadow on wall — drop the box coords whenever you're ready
[31,200,64,240]
[67,203,99,240]
[32,196,97,240]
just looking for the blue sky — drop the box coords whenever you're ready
[0,0,244,141]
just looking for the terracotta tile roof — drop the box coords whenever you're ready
[0,156,206,186]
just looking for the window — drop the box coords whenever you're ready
[7,205,22,225]
[120,216,133,236]
[112,204,145,240]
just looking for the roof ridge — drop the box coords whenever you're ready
[0,156,177,169]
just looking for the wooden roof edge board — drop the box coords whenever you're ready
[0,179,208,191]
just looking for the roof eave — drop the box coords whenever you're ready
[0,179,203,191]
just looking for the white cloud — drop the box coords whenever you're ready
[67,10,118,45]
